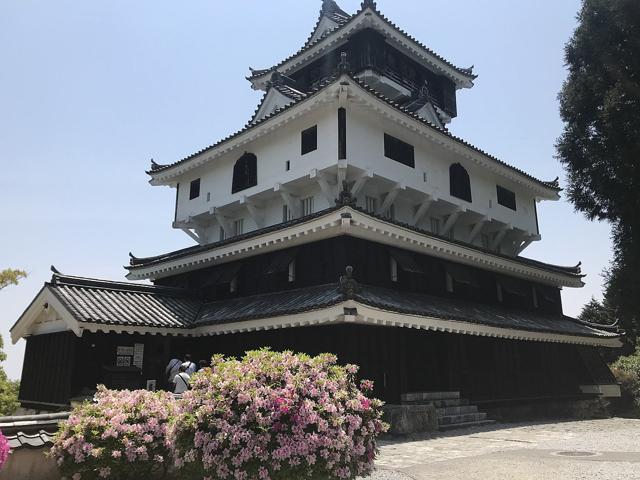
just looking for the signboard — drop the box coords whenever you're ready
[117,346,134,356]
[133,343,144,369]
[116,356,131,367]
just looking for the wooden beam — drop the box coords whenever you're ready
[376,184,403,216]
[275,184,300,217]
[350,169,373,197]
[467,216,489,243]
[412,195,434,226]
[310,169,337,204]
[246,204,265,228]
[180,227,203,245]
[490,224,511,250]
[515,238,534,255]
[441,207,463,236]
[212,208,233,234]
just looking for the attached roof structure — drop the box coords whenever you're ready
[10,270,620,347]
[246,0,476,90]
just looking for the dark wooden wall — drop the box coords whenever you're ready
[156,236,563,315]
[19,332,76,407]
[19,326,610,407]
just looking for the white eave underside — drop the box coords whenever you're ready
[126,207,583,288]
[150,77,558,200]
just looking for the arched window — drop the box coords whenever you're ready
[449,163,471,202]
[231,153,257,194]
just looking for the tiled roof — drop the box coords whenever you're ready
[247,3,475,82]
[148,74,560,194]
[127,205,581,277]
[0,412,69,449]
[49,273,200,329]
[29,273,617,341]
[248,82,309,125]
[303,0,352,47]
[6,430,56,449]
[197,283,344,326]
[354,285,614,339]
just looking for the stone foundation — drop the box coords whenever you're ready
[481,396,610,423]
[382,404,438,435]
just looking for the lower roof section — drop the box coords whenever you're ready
[12,271,621,348]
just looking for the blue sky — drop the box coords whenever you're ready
[0,0,612,380]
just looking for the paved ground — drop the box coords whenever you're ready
[365,418,640,480]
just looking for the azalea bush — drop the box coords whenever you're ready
[172,349,387,480]
[49,386,175,479]
[0,431,10,470]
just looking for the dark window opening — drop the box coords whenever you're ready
[449,163,471,202]
[338,108,346,160]
[232,153,258,194]
[384,134,415,168]
[497,185,516,210]
[301,125,317,155]
[189,178,200,200]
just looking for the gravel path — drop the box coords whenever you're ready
[361,418,640,480]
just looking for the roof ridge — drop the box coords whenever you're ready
[50,271,190,296]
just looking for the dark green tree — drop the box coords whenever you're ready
[557,0,640,343]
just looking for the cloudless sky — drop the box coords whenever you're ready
[0,0,613,380]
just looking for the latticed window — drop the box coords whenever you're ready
[233,218,244,236]
[301,196,314,216]
[365,195,377,213]
[430,217,441,235]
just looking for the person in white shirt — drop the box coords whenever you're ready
[165,356,182,388]
[182,354,197,376]
[173,365,190,394]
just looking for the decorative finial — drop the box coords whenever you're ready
[150,158,165,171]
[361,0,376,9]
[336,180,357,207]
[269,71,283,86]
[418,81,430,100]
[322,0,338,14]
[338,52,350,74]
[339,266,359,298]
[50,265,61,275]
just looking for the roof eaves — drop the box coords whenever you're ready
[127,204,344,269]
[127,204,582,279]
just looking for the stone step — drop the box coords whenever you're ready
[401,391,460,402]
[436,405,478,417]
[439,419,496,432]
[401,397,469,407]
[438,412,488,425]
[431,398,469,408]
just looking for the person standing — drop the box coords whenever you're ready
[182,354,197,375]
[165,356,182,389]
[173,365,191,394]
